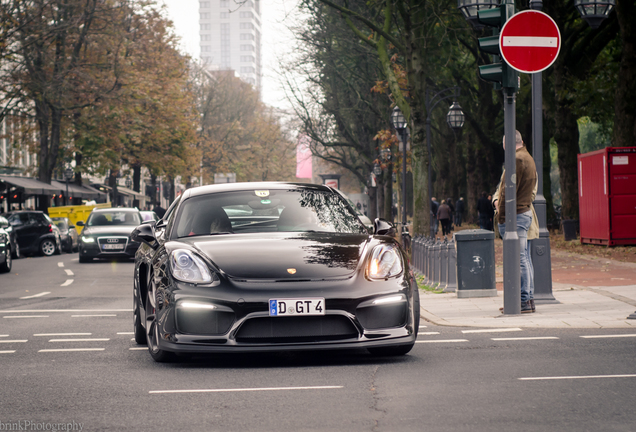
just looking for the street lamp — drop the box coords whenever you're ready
[64,167,73,206]
[574,0,615,28]
[426,87,464,237]
[457,0,499,28]
[391,106,409,248]
[125,176,132,189]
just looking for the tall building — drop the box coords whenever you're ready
[199,0,262,92]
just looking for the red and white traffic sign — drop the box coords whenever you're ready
[500,10,561,74]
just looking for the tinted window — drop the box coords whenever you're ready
[173,188,366,238]
[87,211,141,226]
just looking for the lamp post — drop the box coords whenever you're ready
[64,167,73,206]
[391,106,409,248]
[574,0,615,28]
[425,87,465,237]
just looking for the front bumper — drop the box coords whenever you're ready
[81,240,140,259]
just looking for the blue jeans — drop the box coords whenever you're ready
[498,210,534,303]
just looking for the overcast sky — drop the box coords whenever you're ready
[159,0,301,110]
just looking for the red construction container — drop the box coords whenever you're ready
[578,147,636,246]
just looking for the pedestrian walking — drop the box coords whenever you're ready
[455,197,464,226]
[430,197,439,236]
[437,200,452,236]
[486,194,495,230]
[446,197,455,231]
[493,130,537,314]
[477,192,491,230]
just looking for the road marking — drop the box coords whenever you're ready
[117,332,134,335]
[57,262,64,267]
[0,340,28,343]
[492,337,559,341]
[519,374,636,381]
[149,386,344,394]
[0,350,16,354]
[415,339,469,343]
[19,292,51,300]
[64,269,74,276]
[34,333,92,337]
[49,338,110,342]
[0,335,8,337]
[61,279,74,286]
[129,347,147,351]
[580,334,636,339]
[418,332,441,336]
[418,325,427,329]
[462,328,523,334]
[3,316,49,319]
[0,309,132,313]
[39,348,105,353]
[71,314,117,318]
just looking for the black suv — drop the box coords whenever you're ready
[1,211,62,257]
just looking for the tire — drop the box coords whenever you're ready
[79,253,92,263]
[65,239,73,254]
[367,343,415,357]
[145,283,175,362]
[0,250,11,273]
[133,297,147,345]
[54,238,62,255]
[39,239,56,256]
[11,242,20,260]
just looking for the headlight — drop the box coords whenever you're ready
[367,244,403,280]
[81,236,95,243]
[170,249,215,284]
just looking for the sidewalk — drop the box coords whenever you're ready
[419,249,636,329]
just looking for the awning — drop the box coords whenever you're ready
[0,175,62,195]
[92,184,147,201]
[50,180,107,200]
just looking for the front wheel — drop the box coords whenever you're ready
[133,296,147,345]
[145,283,175,362]
[0,251,11,273]
[11,242,20,259]
[40,239,56,256]
[367,343,415,357]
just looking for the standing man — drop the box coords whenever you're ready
[455,197,464,227]
[477,192,491,230]
[437,200,452,236]
[430,197,439,237]
[494,130,537,313]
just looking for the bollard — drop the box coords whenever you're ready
[444,236,457,293]
[431,239,441,289]
[424,237,432,285]
[416,236,424,274]
[438,237,449,291]
[412,236,421,273]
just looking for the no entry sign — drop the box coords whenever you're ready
[500,10,561,74]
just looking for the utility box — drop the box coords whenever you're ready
[454,229,497,298]
[578,147,636,246]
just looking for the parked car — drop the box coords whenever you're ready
[0,211,61,257]
[0,221,12,272]
[76,208,143,263]
[139,210,159,223]
[131,182,419,362]
[52,217,79,253]
[0,215,19,259]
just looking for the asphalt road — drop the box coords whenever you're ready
[1,253,635,432]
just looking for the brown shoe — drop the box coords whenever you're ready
[521,301,532,313]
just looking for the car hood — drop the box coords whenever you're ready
[82,226,138,237]
[187,233,370,280]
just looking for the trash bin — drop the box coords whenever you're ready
[562,219,578,241]
[454,229,497,298]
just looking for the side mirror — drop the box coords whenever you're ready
[373,218,395,236]
[76,221,85,227]
[132,223,158,249]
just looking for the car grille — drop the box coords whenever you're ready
[97,236,128,252]
[235,316,359,343]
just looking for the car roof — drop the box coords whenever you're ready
[182,182,332,200]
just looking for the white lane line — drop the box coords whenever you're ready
[71,314,117,318]
[0,309,131,313]
[0,340,28,343]
[34,333,92,337]
[64,269,74,276]
[462,328,523,334]
[3,316,49,319]
[580,334,636,339]
[149,386,344,394]
[492,337,559,341]
[60,279,74,287]
[57,262,64,267]
[519,374,636,381]
[117,332,134,335]
[0,335,8,337]
[39,348,105,353]
[49,338,110,342]
[418,325,427,329]
[0,350,16,354]
[418,332,441,336]
[415,339,469,343]
[129,347,147,351]
[19,292,51,300]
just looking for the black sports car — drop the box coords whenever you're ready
[77,208,142,262]
[131,182,420,362]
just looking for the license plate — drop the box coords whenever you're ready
[102,244,124,250]
[269,298,325,316]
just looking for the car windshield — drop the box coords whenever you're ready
[174,188,367,238]
[87,211,141,227]
[53,220,69,231]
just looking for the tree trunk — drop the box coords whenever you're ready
[554,103,580,221]
[613,0,636,147]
